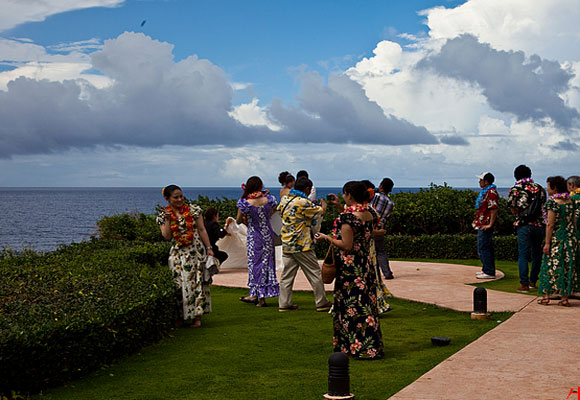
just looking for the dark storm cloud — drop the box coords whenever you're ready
[0,32,439,158]
[418,34,580,128]
[270,72,438,146]
[551,140,580,151]
[439,135,469,146]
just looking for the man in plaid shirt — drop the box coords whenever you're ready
[371,178,395,279]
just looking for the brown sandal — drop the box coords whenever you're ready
[537,298,550,305]
[558,299,571,307]
[256,299,267,307]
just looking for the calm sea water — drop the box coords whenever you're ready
[0,186,509,251]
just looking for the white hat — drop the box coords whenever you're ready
[476,172,490,180]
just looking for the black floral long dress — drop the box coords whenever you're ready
[332,208,384,359]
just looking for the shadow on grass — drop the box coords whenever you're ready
[37,286,512,400]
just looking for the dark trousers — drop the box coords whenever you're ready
[212,245,228,264]
[477,229,495,275]
[516,225,544,285]
[373,234,392,278]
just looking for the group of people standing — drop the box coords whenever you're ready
[473,165,580,306]
[156,172,396,360]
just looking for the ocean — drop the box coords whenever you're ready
[0,186,509,251]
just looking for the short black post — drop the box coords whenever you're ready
[324,352,354,399]
[471,287,490,320]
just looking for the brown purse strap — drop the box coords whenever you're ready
[324,244,335,262]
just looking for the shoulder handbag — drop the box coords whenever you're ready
[321,245,336,284]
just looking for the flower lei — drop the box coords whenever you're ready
[572,188,580,196]
[289,188,308,199]
[343,203,368,213]
[475,184,497,209]
[247,191,264,199]
[166,204,194,246]
[549,192,570,200]
[516,177,534,185]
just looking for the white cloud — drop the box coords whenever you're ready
[2,0,580,187]
[342,0,580,187]
[477,116,510,136]
[0,61,112,91]
[229,98,282,131]
[0,0,126,31]
[422,0,580,61]
[0,32,442,158]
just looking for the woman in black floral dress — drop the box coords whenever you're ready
[316,181,384,359]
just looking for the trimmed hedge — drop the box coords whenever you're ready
[313,233,518,261]
[0,240,175,396]
[384,234,518,261]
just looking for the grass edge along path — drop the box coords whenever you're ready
[37,286,512,400]
[393,258,537,296]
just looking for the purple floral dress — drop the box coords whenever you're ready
[237,194,280,298]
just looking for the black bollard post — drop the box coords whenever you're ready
[323,352,354,399]
[471,287,490,320]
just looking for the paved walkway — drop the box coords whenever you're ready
[212,261,580,400]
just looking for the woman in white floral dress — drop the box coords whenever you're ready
[157,185,214,327]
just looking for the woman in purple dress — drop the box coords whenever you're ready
[236,176,280,307]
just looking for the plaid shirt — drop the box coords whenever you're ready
[371,192,394,229]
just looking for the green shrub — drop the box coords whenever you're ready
[386,184,515,236]
[0,240,175,396]
[314,234,517,261]
[97,213,163,242]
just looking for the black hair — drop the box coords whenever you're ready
[241,176,263,199]
[514,165,532,181]
[547,176,568,194]
[342,181,367,204]
[204,207,219,221]
[361,179,375,189]
[162,184,182,199]
[567,175,580,188]
[360,180,375,202]
[379,178,394,194]
[296,170,309,179]
[483,173,495,184]
[294,176,312,192]
[278,171,295,186]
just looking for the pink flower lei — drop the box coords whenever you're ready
[343,203,368,213]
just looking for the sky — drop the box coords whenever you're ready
[0,0,579,189]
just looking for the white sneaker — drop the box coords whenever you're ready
[475,271,485,276]
[476,273,496,279]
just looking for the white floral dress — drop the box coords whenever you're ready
[157,204,211,320]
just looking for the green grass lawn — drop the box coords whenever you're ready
[393,258,539,296]
[36,286,511,400]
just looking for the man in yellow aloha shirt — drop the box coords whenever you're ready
[277,176,332,312]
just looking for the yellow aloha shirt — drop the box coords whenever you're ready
[277,195,324,253]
